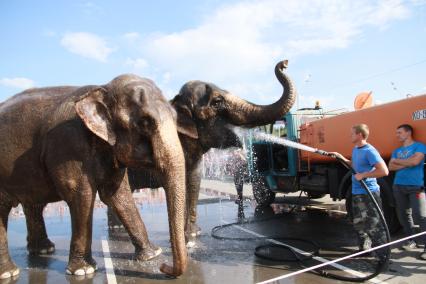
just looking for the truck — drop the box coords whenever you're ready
[246,93,426,232]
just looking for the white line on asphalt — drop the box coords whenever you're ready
[102,237,117,284]
[257,231,426,284]
[222,220,385,284]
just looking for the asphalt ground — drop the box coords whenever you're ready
[3,179,426,284]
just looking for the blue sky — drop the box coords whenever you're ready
[1,0,425,110]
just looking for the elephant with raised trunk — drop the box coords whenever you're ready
[0,74,187,279]
[129,60,296,244]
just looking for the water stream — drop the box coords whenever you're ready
[232,127,318,153]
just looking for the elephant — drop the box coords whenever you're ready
[18,59,296,269]
[172,60,296,243]
[0,74,187,279]
[127,60,296,244]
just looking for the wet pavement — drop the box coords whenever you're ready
[4,180,426,284]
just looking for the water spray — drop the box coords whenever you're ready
[249,130,319,153]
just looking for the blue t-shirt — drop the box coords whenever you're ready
[352,144,384,195]
[392,142,426,186]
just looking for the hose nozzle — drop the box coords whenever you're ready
[315,149,332,156]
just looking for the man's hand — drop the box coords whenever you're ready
[355,161,389,181]
[329,152,350,164]
[389,152,424,171]
[354,173,365,181]
[389,158,405,171]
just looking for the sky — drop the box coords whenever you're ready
[1,0,425,111]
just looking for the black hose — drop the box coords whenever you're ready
[211,150,391,282]
[313,150,391,282]
[211,213,320,263]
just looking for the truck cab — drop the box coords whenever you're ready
[246,107,337,206]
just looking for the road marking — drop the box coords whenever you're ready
[259,231,426,284]
[102,237,117,284]
[222,220,386,284]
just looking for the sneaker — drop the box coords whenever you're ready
[401,240,417,251]
[419,249,426,260]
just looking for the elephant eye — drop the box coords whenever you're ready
[211,97,224,108]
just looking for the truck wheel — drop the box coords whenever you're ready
[252,178,276,207]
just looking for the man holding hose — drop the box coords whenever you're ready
[331,124,389,259]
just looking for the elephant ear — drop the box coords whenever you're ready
[171,95,199,139]
[75,87,117,146]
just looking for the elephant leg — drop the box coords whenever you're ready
[64,183,97,276]
[23,204,55,255]
[185,168,202,246]
[99,176,161,261]
[0,193,19,280]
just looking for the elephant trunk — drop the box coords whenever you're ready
[225,60,296,126]
[153,119,187,277]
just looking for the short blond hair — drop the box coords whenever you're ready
[352,124,369,139]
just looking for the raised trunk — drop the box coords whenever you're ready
[153,120,187,277]
[225,60,296,126]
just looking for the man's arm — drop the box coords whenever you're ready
[389,158,406,171]
[354,160,389,181]
[389,152,425,170]
[329,152,351,165]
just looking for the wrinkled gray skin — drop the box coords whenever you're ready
[0,75,187,279]
[130,60,296,244]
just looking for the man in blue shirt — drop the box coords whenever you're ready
[332,124,389,257]
[389,124,426,260]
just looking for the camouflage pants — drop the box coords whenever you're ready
[352,191,387,253]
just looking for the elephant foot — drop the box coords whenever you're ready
[185,223,202,248]
[135,244,162,262]
[27,238,55,255]
[0,260,20,280]
[186,237,196,248]
[66,257,97,276]
[186,222,202,238]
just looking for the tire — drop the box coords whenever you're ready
[252,177,276,207]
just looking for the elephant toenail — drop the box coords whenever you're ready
[0,272,11,279]
[12,268,20,276]
[74,269,85,276]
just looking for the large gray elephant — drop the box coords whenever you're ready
[0,74,187,279]
[173,60,296,242]
[129,60,296,243]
